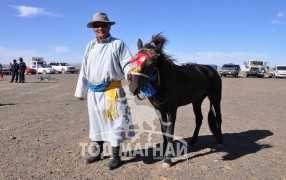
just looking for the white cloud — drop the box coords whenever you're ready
[55,46,70,53]
[271,11,286,25]
[0,47,40,64]
[12,5,62,18]
[0,47,37,58]
[171,51,268,65]
[271,19,286,25]
[0,47,81,65]
[277,12,285,17]
[195,52,267,59]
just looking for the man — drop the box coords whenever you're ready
[0,63,3,80]
[18,57,26,83]
[75,12,134,170]
[10,59,19,83]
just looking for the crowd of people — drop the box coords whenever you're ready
[1,57,27,83]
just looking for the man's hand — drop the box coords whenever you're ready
[127,70,132,82]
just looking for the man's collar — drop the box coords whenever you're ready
[96,35,112,43]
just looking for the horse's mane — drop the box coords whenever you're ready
[145,33,177,67]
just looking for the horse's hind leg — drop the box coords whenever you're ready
[208,75,223,146]
[208,94,223,145]
[211,101,223,145]
[188,98,204,146]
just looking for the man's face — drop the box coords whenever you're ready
[92,22,110,40]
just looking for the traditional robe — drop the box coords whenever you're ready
[75,36,134,147]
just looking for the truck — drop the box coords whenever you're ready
[268,65,286,78]
[23,57,56,74]
[241,60,269,78]
[23,57,46,66]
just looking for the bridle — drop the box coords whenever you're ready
[130,72,150,78]
[130,48,158,78]
[130,48,172,105]
[130,47,159,100]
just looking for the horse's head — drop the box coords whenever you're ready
[129,34,166,95]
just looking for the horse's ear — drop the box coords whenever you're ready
[137,39,143,50]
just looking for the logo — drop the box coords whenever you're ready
[79,85,188,158]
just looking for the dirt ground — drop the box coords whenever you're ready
[1,73,286,179]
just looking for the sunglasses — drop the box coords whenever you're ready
[93,23,109,28]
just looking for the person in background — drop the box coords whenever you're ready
[10,59,19,83]
[18,57,26,83]
[0,63,3,80]
[75,12,134,170]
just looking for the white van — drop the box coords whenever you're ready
[273,65,286,78]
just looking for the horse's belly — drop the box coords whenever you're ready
[177,87,207,106]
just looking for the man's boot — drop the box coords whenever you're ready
[108,146,121,170]
[85,141,104,164]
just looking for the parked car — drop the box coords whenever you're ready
[2,67,11,75]
[272,65,286,78]
[49,62,76,74]
[207,64,218,70]
[25,67,37,74]
[30,64,56,74]
[219,63,241,77]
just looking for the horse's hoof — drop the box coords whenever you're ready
[162,159,172,168]
[162,162,171,168]
[217,144,224,149]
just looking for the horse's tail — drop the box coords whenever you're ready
[207,68,223,145]
[207,104,224,145]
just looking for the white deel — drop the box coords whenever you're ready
[75,36,134,147]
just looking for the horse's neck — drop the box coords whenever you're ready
[156,59,174,90]
[149,60,175,106]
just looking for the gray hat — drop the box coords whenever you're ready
[87,12,116,28]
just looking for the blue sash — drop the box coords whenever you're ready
[87,81,110,92]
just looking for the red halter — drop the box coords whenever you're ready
[130,48,158,75]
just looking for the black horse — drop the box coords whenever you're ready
[129,33,223,167]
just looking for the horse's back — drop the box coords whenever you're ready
[174,64,221,105]
[176,64,220,84]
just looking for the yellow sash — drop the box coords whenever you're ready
[104,81,122,120]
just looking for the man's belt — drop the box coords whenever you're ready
[87,81,122,120]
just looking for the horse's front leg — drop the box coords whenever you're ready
[156,108,177,168]
[189,99,204,146]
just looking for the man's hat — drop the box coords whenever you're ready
[87,12,115,28]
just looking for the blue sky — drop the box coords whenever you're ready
[0,0,285,66]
